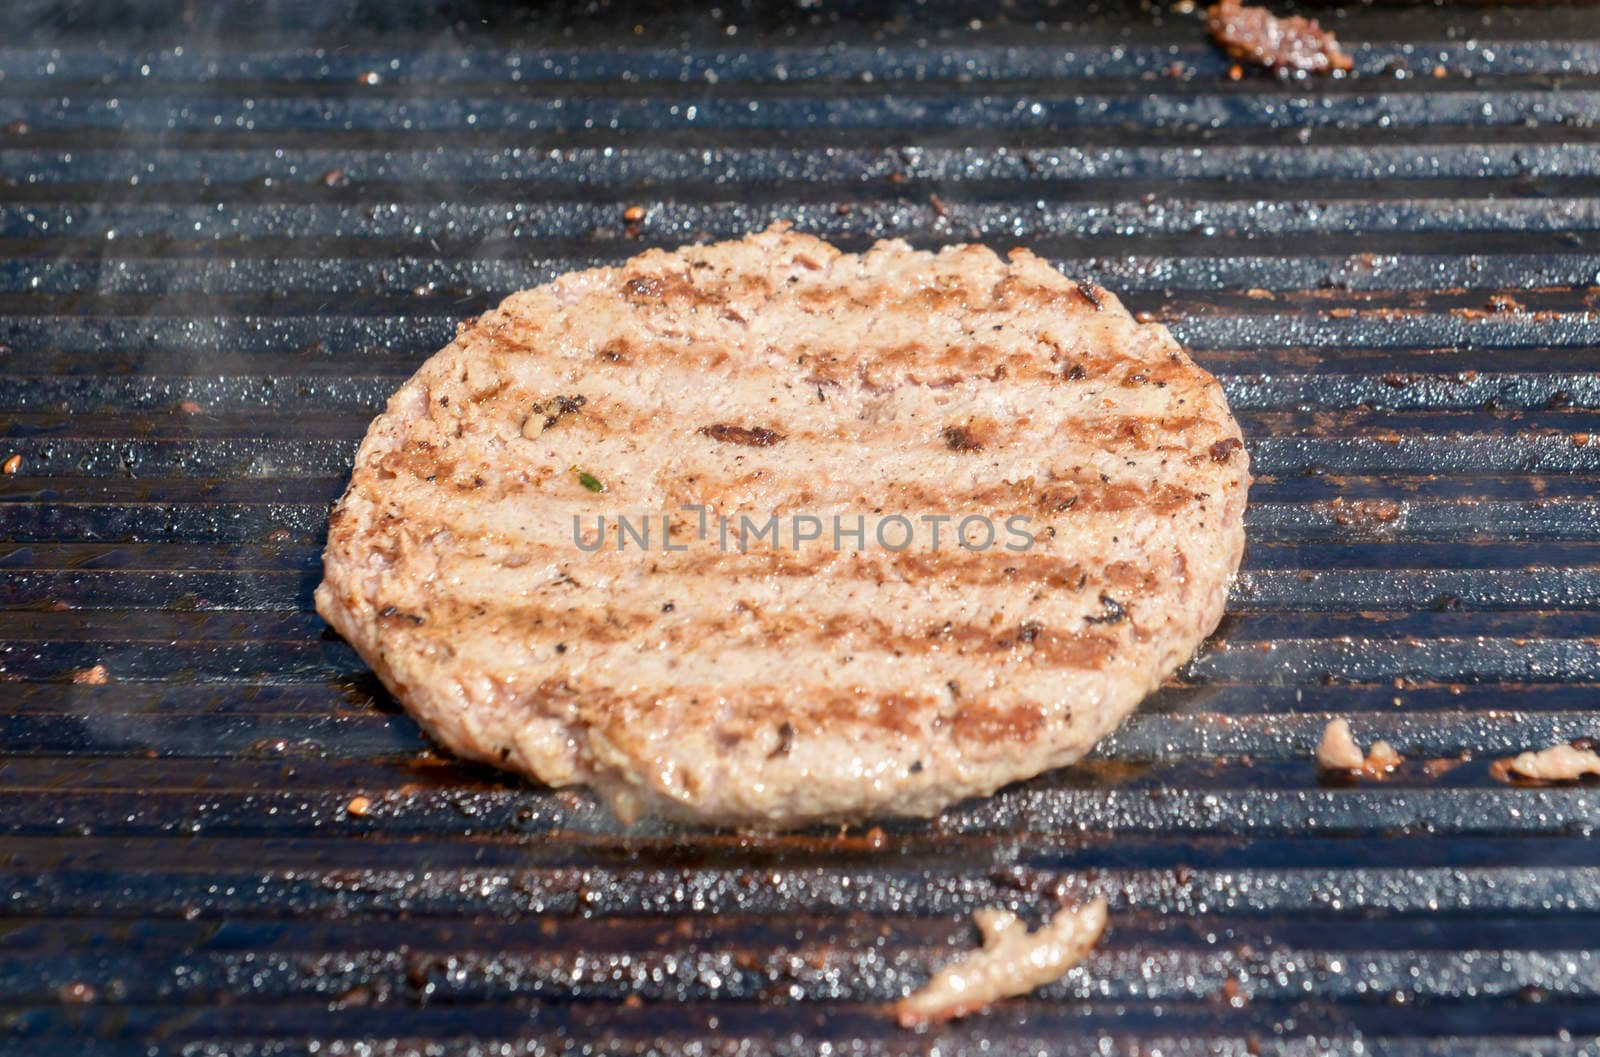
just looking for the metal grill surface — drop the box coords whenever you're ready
[3,2,1600,1054]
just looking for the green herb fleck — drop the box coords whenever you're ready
[573,467,605,493]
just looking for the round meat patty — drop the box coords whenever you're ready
[316,225,1250,827]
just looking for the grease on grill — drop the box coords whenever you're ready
[1206,0,1354,74]
[11,4,1599,1049]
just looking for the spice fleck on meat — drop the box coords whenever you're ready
[941,425,984,452]
[521,394,586,439]
[1084,594,1127,625]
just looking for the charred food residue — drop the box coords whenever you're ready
[1206,0,1354,74]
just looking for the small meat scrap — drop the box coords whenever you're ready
[1206,0,1353,75]
[1315,717,1364,771]
[70,664,109,686]
[895,897,1107,1028]
[1315,718,1401,778]
[1365,740,1403,775]
[1500,743,1600,783]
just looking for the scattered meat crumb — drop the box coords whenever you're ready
[1,454,20,474]
[331,983,374,1008]
[346,794,373,817]
[1207,0,1352,74]
[57,982,96,1004]
[1423,756,1466,779]
[1315,718,1402,778]
[177,400,202,414]
[70,664,109,686]
[1498,743,1600,783]
[622,204,646,223]
[1573,434,1591,448]
[1329,497,1402,528]
[1315,717,1364,771]
[1209,437,1244,463]
[1365,740,1403,774]
[894,897,1107,1028]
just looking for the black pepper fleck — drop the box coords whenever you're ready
[1085,593,1127,625]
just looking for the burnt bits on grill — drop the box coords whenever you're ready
[1206,0,1354,75]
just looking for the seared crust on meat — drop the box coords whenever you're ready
[315,224,1250,826]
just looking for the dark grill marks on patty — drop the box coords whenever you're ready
[316,225,1249,826]
[699,423,785,447]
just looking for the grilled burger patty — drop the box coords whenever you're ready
[316,225,1250,826]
